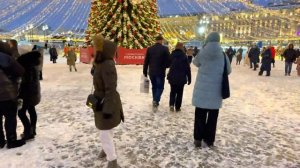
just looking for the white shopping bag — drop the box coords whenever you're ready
[140,75,150,93]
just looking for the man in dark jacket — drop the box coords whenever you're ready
[49,45,58,63]
[248,45,260,70]
[143,35,171,108]
[283,43,297,76]
[0,42,26,148]
[226,46,235,64]
[167,43,191,112]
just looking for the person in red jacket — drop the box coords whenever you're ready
[270,46,276,68]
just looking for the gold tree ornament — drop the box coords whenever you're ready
[85,0,160,49]
[131,0,143,4]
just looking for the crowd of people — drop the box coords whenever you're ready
[242,43,300,76]
[0,40,42,149]
[1,33,300,168]
[0,40,80,151]
[143,32,231,150]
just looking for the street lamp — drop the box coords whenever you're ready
[29,24,33,42]
[42,25,49,41]
[198,27,206,35]
[26,24,34,42]
[197,16,210,44]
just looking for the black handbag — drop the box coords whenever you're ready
[86,86,104,111]
[222,53,230,99]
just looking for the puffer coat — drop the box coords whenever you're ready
[92,36,124,130]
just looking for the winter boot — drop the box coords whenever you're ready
[203,140,215,148]
[75,68,77,72]
[22,133,35,141]
[176,108,181,112]
[266,71,270,76]
[194,140,201,148]
[21,130,35,141]
[258,70,263,76]
[99,150,106,159]
[7,139,25,149]
[31,126,36,136]
[107,160,119,168]
[169,106,174,112]
[152,101,159,108]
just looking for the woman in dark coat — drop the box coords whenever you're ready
[17,51,41,140]
[92,34,124,168]
[283,44,297,76]
[259,46,272,76]
[167,42,191,112]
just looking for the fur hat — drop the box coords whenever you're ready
[93,34,104,52]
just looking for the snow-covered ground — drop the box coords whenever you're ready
[0,55,299,168]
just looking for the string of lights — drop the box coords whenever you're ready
[0,0,298,43]
[11,0,61,34]
[51,0,82,35]
[0,1,42,28]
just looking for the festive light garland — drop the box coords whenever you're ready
[0,0,298,44]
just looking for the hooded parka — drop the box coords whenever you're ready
[92,35,124,130]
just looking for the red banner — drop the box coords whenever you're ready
[116,47,147,65]
[80,47,94,64]
[80,47,147,65]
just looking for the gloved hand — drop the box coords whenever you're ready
[144,74,147,78]
[103,113,112,119]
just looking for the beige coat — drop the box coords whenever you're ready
[93,37,124,130]
[67,50,76,66]
[244,50,250,66]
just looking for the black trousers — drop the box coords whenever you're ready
[18,105,37,135]
[39,71,43,80]
[194,108,219,145]
[250,60,257,70]
[169,84,184,110]
[0,100,18,143]
[259,70,270,76]
[188,56,193,64]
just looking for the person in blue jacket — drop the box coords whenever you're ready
[192,32,232,148]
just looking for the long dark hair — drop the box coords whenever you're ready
[0,41,13,56]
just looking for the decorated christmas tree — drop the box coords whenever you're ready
[85,0,161,49]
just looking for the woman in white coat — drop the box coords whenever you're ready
[192,32,231,148]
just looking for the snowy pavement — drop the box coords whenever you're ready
[0,57,299,168]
